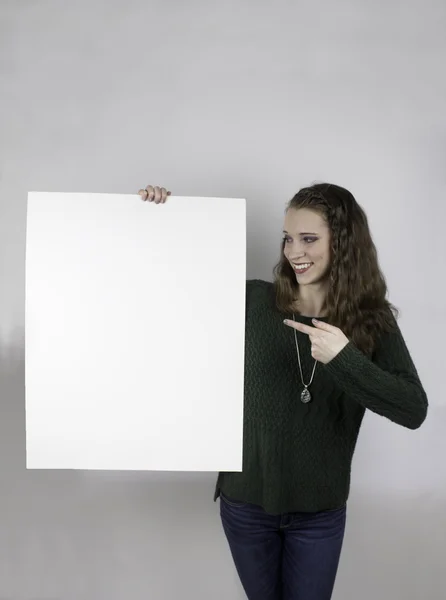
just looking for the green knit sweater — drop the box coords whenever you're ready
[214,279,428,515]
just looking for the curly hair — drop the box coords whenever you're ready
[273,183,400,358]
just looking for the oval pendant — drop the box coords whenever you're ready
[300,388,312,404]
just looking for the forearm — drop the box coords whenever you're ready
[323,341,428,430]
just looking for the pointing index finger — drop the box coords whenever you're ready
[283,319,314,335]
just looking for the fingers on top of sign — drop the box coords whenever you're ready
[138,186,171,204]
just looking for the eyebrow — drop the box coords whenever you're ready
[283,230,319,235]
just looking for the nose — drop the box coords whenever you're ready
[289,247,306,260]
[289,250,308,263]
[287,238,306,253]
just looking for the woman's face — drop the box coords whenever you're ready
[282,208,332,284]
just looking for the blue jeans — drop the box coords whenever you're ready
[220,492,346,600]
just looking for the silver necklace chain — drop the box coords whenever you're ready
[292,313,318,403]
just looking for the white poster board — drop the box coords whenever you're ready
[25,192,246,471]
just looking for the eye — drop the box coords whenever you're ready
[282,236,318,244]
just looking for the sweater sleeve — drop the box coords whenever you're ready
[323,320,428,430]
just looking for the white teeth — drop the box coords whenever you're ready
[294,263,312,270]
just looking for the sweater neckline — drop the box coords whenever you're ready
[292,313,329,322]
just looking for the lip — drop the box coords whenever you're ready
[292,262,313,273]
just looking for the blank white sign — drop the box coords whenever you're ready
[25,192,246,471]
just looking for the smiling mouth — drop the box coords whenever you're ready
[292,262,313,274]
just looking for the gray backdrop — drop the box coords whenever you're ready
[1,1,445,599]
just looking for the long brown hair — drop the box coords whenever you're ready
[273,183,399,358]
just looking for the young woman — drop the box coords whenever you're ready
[138,182,428,600]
